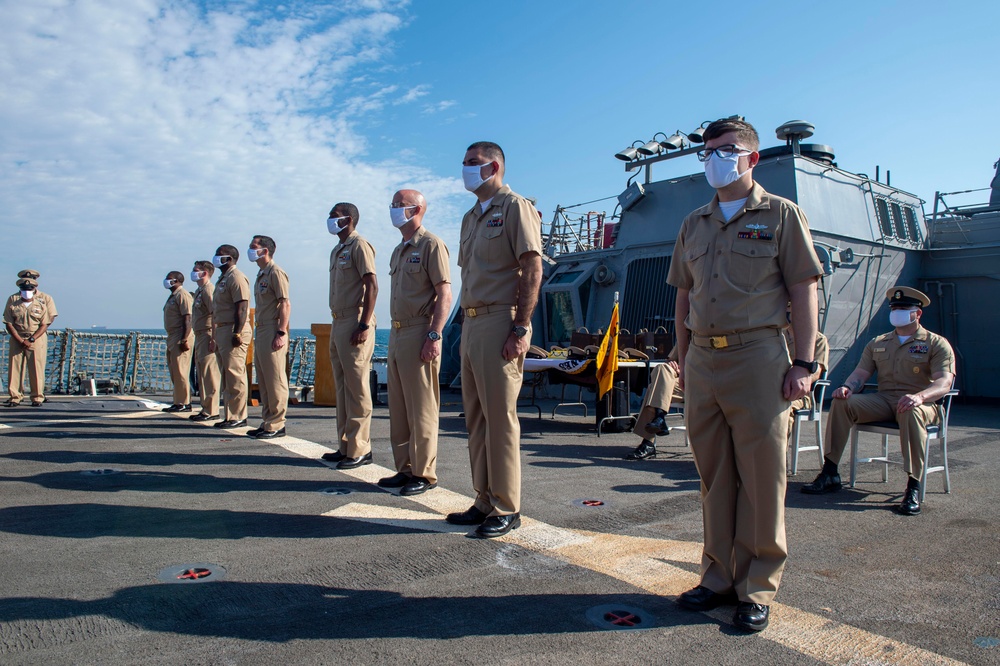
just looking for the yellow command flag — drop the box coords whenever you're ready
[595,302,619,399]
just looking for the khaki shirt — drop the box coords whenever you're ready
[667,183,823,335]
[859,326,955,394]
[254,261,290,329]
[784,328,830,381]
[213,266,251,326]
[329,231,377,315]
[163,288,193,345]
[458,184,542,308]
[192,282,215,334]
[4,292,57,337]
[389,226,450,322]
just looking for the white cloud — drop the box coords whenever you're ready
[0,0,466,329]
[422,99,457,114]
[393,84,429,105]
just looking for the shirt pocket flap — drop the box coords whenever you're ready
[731,239,778,259]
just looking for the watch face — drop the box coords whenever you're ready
[427,331,441,341]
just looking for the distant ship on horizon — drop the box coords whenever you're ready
[90,325,107,330]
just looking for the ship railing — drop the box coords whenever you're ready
[543,203,616,258]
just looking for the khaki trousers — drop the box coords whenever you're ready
[194,332,220,416]
[633,362,682,441]
[254,327,289,433]
[387,322,440,484]
[7,333,48,402]
[166,335,194,405]
[824,392,940,480]
[460,309,523,517]
[329,316,375,457]
[685,333,791,605]
[216,324,251,422]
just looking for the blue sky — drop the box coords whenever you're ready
[2,0,997,329]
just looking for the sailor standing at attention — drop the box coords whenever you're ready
[4,272,58,408]
[445,141,543,538]
[668,117,823,632]
[162,271,194,413]
[377,189,452,496]
[246,235,291,439]
[320,202,378,469]
[211,244,252,429]
[189,261,221,422]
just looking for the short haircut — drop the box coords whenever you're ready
[194,260,214,276]
[331,202,359,226]
[167,270,184,284]
[467,141,505,165]
[703,118,760,151]
[253,234,276,256]
[216,244,240,262]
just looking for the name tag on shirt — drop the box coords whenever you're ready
[874,347,886,352]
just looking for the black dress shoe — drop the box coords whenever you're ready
[625,440,657,460]
[213,420,230,428]
[190,412,220,422]
[337,452,372,469]
[446,506,489,525]
[227,418,248,428]
[163,404,185,413]
[801,471,842,494]
[733,602,769,631]
[4,400,21,408]
[475,513,521,538]
[30,401,43,407]
[246,427,264,437]
[897,479,921,516]
[321,451,346,463]
[645,410,671,437]
[255,428,286,440]
[676,585,737,611]
[377,472,411,488]
[400,477,437,496]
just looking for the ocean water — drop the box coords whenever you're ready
[84,328,390,358]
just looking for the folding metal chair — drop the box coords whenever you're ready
[789,374,830,475]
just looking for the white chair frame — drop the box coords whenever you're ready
[790,375,830,476]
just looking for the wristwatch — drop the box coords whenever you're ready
[28,335,35,343]
[276,330,286,336]
[426,331,441,341]
[357,322,370,331]
[512,325,529,338]
[793,358,819,374]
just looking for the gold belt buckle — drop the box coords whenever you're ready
[332,312,339,319]
[393,320,401,329]
[467,308,477,318]
[709,335,728,349]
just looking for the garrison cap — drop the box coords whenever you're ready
[17,269,40,280]
[886,286,930,308]
[16,278,38,289]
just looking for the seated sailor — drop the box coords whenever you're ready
[625,346,682,460]
[801,286,956,516]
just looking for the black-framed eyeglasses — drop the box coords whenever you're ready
[696,144,753,162]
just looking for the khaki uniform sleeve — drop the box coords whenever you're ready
[355,240,377,277]
[506,196,543,259]
[930,335,956,376]
[2,298,14,326]
[858,338,878,375]
[667,219,693,290]
[234,273,251,303]
[777,203,824,286]
[815,332,830,371]
[426,236,451,285]
[178,291,194,317]
[44,295,58,320]
[272,268,291,301]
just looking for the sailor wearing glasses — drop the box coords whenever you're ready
[667,117,823,631]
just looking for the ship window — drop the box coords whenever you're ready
[890,202,908,239]
[904,206,922,242]
[546,291,577,346]
[550,270,583,285]
[874,198,893,238]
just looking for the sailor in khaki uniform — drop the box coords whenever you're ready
[4,273,58,407]
[211,244,252,428]
[377,189,452,496]
[625,346,683,460]
[247,235,291,439]
[321,202,378,469]
[668,118,823,632]
[190,261,221,422]
[162,271,194,412]
[802,286,956,516]
[445,141,543,539]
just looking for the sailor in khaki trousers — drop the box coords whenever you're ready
[189,260,220,422]
[4,273,58,407]
[626,346,683,460]
[247,235,291,439]
[320,202,378,470]
[378,189,452,496]
[211,244,251,429]
[445,141,543,539]
[162,271,194,413]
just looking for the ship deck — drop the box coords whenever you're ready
[1,394,998,665]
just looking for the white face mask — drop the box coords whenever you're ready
[190,271,204,282]
[213,255,230,268]
[327,216,348,235]
[889,308,916,328]
[704,151,750,189]
[248,248,263,262]
[462,163,495,193]
[163,279,175,290]
[389,205,416,228]
[21,290,34,300]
